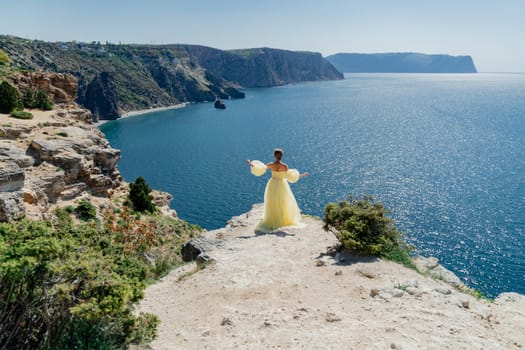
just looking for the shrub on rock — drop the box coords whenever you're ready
[323,196,415,267]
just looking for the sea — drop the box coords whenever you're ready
[100,73,525,298]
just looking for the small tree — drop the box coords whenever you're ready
[129,176,156,213]
[35,90,53,110]
[0,81,20,113]
[323,196,415,268]
[22,89,36,108]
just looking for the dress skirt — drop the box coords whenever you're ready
[250,160,302,232]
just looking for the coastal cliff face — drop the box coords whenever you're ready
[1,36,342,120]
[0,104,120,221]
[326,52,478,73]
[186,46,344,87]
[0,74,175,221]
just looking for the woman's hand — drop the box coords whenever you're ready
[245,159,253,167]
[301,172,309,177]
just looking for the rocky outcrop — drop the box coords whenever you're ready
[2,35,342,120]
[0,100,178,221]
[0,98,123,220]
[0,160,25,192]
[326,52,478,73]
[8,71,78,103]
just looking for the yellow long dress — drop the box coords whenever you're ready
[250,160,303,232]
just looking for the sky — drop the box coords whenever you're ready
[1,0,524,72]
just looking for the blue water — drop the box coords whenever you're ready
[101,73,525,297]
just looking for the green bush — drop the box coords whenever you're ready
[0,49,9,66]
[323,196,415,268]
[23,88,54,111]
[129,177,156,213]
[10,110,33,119]
[0,81,20,113]
[35,90,54,110]
[0,207,199,349]
[74,199,97,221]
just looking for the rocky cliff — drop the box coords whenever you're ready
[0,73,174,221]
[1,36,342,120]
[186,46,344,87]
[327,52,477,73]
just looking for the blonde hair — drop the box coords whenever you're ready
[274,148,283,161]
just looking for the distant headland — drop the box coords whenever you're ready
[0,35,342,121]
[326,52,477,73]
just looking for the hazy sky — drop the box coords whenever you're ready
[1,0,524,72]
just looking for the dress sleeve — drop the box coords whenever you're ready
[250,160,267,176]
[286,169,301,183]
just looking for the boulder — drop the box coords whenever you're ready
[0,141,34,168]
[181,237,223,262]
[92,146,120,173]
[0,191,25,222]
[414,256,465,289]
[0,125,32,140]
[0,160,25,192]
[29,139,74,163]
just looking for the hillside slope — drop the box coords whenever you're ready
[327,52,477,73]
[1,36,342,120]
[137,205,524,349]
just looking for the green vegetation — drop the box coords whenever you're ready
[0,80,20,113]
[0,49,9,66]
[129,177,156,213]
[10,110,33,119]
[323,196,415,268]
[0,204,200,349]
[0,80,53,115]
[23,88,54,110]
[74,198,97,221]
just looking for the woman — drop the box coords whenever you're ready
[246,148,309,232]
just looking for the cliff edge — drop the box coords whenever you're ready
[136,204,524,349]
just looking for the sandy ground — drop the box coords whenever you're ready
[1,109,57,127]
[138,205,524,349]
